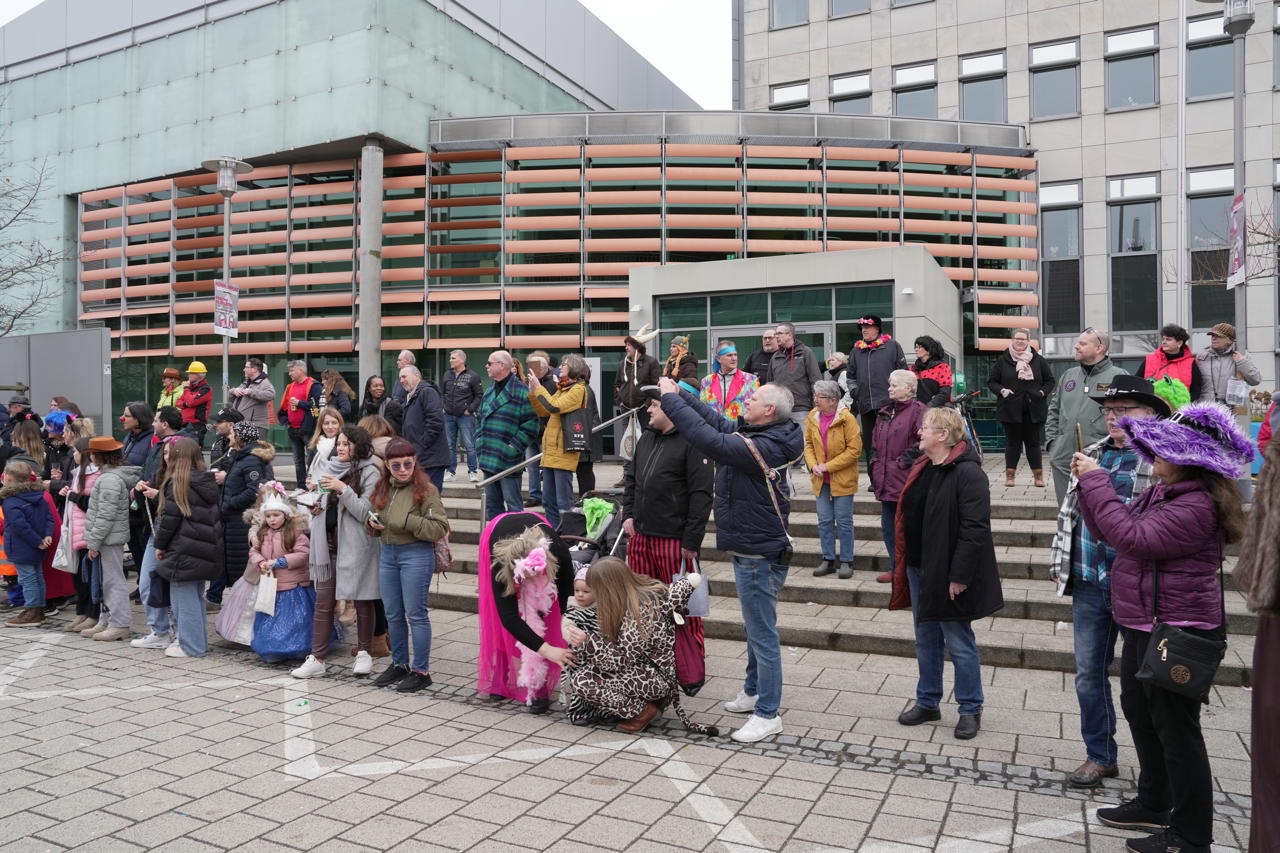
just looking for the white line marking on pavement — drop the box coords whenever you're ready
[0,633,64,697]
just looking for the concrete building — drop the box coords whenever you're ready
[734,0,1280,386]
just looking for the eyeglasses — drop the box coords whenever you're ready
[1103,405,1143,417]
[387,459,415,472]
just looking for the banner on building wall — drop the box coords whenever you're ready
[1226,193,1246,290]
[213,279,240,337]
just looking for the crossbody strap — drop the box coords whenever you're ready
[736,433,793,545]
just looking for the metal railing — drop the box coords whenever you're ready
[472,406,642,531]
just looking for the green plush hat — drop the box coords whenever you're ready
[1150,376,1191,412]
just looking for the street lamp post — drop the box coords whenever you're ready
[201,156,252,397]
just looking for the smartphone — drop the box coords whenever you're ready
[366,511,381,526]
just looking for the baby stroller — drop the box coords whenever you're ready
[557,490,625,568]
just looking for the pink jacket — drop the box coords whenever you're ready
[68,468,100,552]
[248,527,311,590]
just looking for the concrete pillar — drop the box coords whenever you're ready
[358,137,384,392]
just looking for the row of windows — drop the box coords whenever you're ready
[768,16,1242,121]
[1038,169,1249,335]
[771,0,929,29]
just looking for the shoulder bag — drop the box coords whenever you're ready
[561,386,591,453]
[1135,553,1227,704]
[736,433,796,563]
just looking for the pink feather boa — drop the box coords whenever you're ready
[513,544,557,695]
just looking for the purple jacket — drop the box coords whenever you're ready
[870,398,927,502]
[1076,470,1225,632]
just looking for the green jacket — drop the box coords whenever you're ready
[1044,357,1127,468]
[377,479,450,546]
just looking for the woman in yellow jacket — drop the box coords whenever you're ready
[527,353,589,530]
[804,379,863,579]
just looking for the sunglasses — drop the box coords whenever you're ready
[387,459,415,472]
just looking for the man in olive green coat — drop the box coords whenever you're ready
[1044,329,1128,505]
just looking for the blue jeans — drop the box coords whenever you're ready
[733,555,790,719]
[880,501,897,569]
[138,539,171,638]
[169,580,208,657]
[379,542,436,672]
[815,485,854,562]
[444,413,477,474]
[1072,577,1120,765]
[540,468,574,530]
[526,444,543,500]
[13,563,44,609]
[906,566,984,715]
[425,467,444,491]
[483,471,524,519]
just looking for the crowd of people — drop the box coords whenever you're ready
[0,317,1271,852]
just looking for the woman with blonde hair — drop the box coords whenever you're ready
[527,353,589,529]
[476,512,576,712]
[564,557,717,735]
[804,379,862,580]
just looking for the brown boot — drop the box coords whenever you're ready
[370,633,390,659]
[1005,468,1016,487]
[616,702,660,733]
[4,607,44,628]
[1033,469,1046,488]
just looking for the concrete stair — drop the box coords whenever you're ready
[431,481,1255,687]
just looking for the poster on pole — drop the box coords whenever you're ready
[213,279,239,337]
[1226,193,1246,290]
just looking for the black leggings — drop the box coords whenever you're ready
[1002,421,1043,470]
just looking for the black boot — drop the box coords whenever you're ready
[812,560,836,577]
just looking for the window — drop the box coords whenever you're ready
[831,0,869,15]
[771,0,807,28]
[770,81,809,111]
[1039,182,1082,334]
[1188,16,1231,99]
[1030,40,1080,119]
[1108,174,1160,332]
[1188,167,1236,327]
[960,52,1006,123]
[893,62,937,118]
[831,72,871,114]
[1105,26,1158,110]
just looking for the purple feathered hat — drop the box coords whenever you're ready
[1119,401,1255,478]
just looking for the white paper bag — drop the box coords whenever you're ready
[254,572,278,616]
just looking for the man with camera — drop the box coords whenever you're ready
[656,376,803,744]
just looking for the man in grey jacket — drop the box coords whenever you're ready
[1044,328,1127,505]
[1196,323,1261,405]
[230,357,276,429]
[768,322,822,426]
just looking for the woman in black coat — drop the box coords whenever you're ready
[360,376,404,434]
[213,422,275,608]
[889,406,1002,741]
[152,437,224,657]
[986,328,1056,487]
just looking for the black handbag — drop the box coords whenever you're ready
[1135,556,1227,704]
[561,398,590,453]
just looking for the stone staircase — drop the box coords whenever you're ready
[424,466,1255,687]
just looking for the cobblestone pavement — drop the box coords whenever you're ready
[0,605,1251,852]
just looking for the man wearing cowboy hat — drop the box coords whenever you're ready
[157,368,186,411]
[1048,375,1169,789]
[615,326,661,426]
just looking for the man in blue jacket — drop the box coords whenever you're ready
[399,365,450,489]
[658,376,803,744]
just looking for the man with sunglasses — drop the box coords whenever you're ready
[1047,375,1168,790]
[475,351,538,518]
[1045,328,1127,504]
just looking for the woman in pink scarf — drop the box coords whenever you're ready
[987,328,1055,487]
[477,511,577,712]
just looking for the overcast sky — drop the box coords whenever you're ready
[0,0,731,108]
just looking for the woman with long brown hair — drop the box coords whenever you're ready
[563,557,716,735]
[366,439,449,692]
[151,437,222,658]
[55,437,101,631]
[320,369,355,419]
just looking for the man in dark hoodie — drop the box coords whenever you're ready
[659,377,803,745]
[768,323,822,427]
[615,332,661,427]
[623,392,714,693]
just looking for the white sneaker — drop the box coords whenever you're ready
[731,713,784,744]
[291,655,327,679]
[164,644,189,658]
[130,632,170,649]
[353,650,373,676]
[443,471,455,482]
[724,690,758,714]
[468,471,481,483]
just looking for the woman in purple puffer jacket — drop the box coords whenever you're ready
[870,369,927,583]
[1073,402,1250,853]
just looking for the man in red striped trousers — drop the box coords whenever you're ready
[622,394,714,695]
